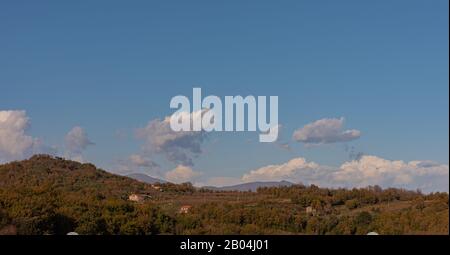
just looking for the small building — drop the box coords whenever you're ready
[306,206,317,215]
[179,205,192,214]
[128,194,149,202]
[151,185,163,192]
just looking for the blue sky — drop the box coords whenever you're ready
[1,1,448,191]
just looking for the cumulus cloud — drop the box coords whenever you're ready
[242,158,323,183]
[136,110,208,166]
[0,110,51,163]
[64,126,94,162]
[334,156,449,192]
[128,154,159,168]
[165,165,202,184]
[293,117,361,145]
[240,156,449,193]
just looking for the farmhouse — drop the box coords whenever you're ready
[151,184,163,192]
[306,206,317,215]
[179,205,192,214]
[128,194,150,202]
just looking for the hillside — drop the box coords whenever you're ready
[0,155,161,199]
[0,155,448,235]
[0,155,168,235]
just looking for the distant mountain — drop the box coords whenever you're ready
[203,180,295,192]
[127,173,167,184]
[126,173,292,191]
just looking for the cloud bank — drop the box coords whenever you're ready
[293,117,361,145]
[241,155,448,193]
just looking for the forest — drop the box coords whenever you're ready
[0,155,448,235]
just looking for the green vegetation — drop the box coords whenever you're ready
[0,155,448,235]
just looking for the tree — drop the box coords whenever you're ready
[345,199,360,210]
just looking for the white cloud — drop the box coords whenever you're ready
[240,156,449,193]
[242,157,322,182]
[64,126,94,162]
[165,165,202,184]
[136,110,208,166]
[128,154,158,168]
[0,110,50,163]
[293,117,361,145]
[333,155,449,191]
[112,154,161,176]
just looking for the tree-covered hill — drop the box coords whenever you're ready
[0,155,171,235]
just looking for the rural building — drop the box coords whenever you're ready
[151,185,163,192]
[306,206,317,215]
[128,194,150,202]
[179,205,192,214]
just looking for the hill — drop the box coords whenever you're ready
[0,155,448,235]
[0,155,170,235]
[0,155,159,198]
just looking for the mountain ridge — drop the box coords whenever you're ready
[126,173,167,184]
[125,172,295,191]
[202,180,295,192]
